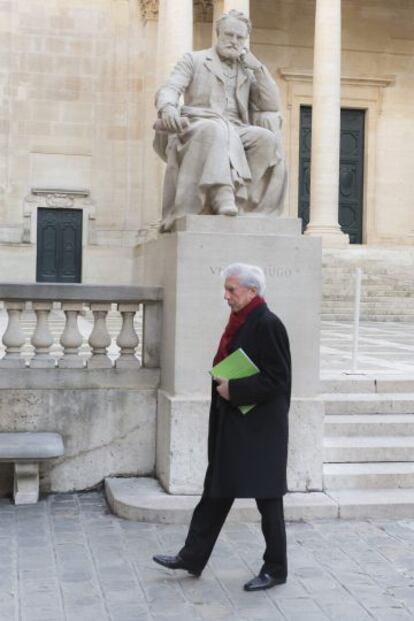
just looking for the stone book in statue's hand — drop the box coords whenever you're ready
[153,118,190,134]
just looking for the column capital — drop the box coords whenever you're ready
[139,0,159,23]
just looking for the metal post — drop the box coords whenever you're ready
[351,268,362,373]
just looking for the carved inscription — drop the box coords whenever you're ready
[209,265,294,279]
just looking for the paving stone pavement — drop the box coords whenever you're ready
[1,492,414,621]
[321,320,414,374]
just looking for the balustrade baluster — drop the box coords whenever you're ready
[87,303,112,368]
[115,304,140,368]
[30,302,55,368]
[59,303,84,368]
[0,302,26,368]
[142,302,162,368]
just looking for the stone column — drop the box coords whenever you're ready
[305,0,348,247]
[157,0,193,83]
[223,0,249,14]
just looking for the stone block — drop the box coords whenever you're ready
[30,152,91,192]
[140,216,323,494]
[157,392,324,494]
[0,369,159,493]
[14,462,39,504]
[287,398,325,491]
[156,391,209,495]
[142,216,321,398]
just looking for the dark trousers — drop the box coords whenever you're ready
[179,496,287,578]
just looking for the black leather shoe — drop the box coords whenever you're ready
[243,573,286,592]
[152,554,201,577]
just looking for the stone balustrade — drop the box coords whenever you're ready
[0,283,162,369]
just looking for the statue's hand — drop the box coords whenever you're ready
[161,105,184,133]
[239,49,262,71]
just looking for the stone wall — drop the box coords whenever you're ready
[0,0,149,282]
[0,368,159,496]
[252,0,414,245]
[0,0,413,287]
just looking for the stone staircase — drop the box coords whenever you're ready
[107,376,414,523]
[322,247,414,322]
[322,376,414,518]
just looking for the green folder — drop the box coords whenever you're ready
[210,348,259,415]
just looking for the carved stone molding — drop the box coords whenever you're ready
[139,0,159,23]
[194,0,214,23]
[22,189,96,245]
[279,68,395,89]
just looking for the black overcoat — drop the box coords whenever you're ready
[204,304,291,499]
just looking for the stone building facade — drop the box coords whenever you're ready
[0,0,413,285]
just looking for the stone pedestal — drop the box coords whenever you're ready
[140,215,324,494]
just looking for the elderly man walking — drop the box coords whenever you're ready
[153,263,291,591]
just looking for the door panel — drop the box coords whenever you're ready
[36,208,82,283]
[298,106,365,243]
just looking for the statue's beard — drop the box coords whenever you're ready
[216,43,242,61]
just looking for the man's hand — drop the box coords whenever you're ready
[161,105,187,133]
[239,49,262,71]
[215,377,230,401]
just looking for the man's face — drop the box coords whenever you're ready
[216,17,248,61]
[224,276,256,312]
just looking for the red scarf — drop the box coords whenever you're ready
[213,296,265,364]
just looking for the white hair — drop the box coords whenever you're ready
[216,10,252,37]
[221,263,266,296]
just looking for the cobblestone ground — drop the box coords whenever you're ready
[1,492,414,621]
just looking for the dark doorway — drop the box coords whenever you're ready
[298,106,365,244]
[36,208,82,283]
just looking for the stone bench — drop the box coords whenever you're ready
[0,432,64,504]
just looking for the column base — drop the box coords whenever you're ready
[305,224,350,247]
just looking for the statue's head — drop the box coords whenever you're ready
[215,10,252,61]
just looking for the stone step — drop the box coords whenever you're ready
[324,462,414,490]
[322,298,414,307]
[324,393,414,415]
[322,300,414,309]
[105,477,414,522]
[105,477,339,523]
[321,314,414,322]
[322,303,414,313]
[324,435,414,462]
[325,413,414,436]
[323,276,414,286]
[323,286,414,296]
[320,376,414,394]
[326,488,414,519]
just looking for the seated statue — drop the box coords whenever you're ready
[153,9,287,232]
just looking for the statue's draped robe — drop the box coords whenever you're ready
[154,48,287,228]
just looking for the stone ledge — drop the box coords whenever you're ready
[0,367,160,390]
[172,215,302,236]
[105,477,338,524]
